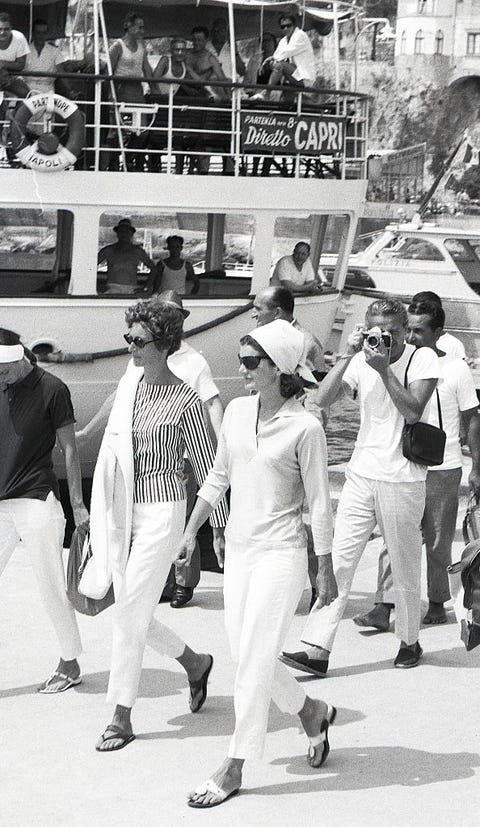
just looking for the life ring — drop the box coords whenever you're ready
[10,93,84,172]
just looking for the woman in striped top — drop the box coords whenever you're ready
[93,296,227,752]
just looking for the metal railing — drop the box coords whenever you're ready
[0,72,369,178]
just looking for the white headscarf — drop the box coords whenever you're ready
[246,319,317,385]
[0,344,24,363]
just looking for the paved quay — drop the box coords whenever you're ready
[2,460,480,827]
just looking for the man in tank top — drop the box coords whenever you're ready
[152,235,199,295]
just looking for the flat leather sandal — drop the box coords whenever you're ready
[307,704,337,768]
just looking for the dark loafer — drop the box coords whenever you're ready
[279,650,329,677]
[170,585,194,608]
[394,642,423,669]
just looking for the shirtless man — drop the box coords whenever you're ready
[186,26,228,100]
[97,218,156,294]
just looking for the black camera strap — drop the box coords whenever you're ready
[404,349,442,430]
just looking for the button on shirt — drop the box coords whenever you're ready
[343,344,441,482]
[198,394,333,555]
[273,28,316,85]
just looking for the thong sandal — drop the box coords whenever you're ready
[187,778,240,809]
[38,672,82,694]
[189,654,213,713]
[95,725,136,752]
[307,704,337,768]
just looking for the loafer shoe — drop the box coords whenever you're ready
[279,650,329,677]
[170,585,194,608]
[394,641,423,669]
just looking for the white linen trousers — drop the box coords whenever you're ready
[0,492,82,661]
[302,470,426,650]
[224,541,308,760]
[107,500,187,707]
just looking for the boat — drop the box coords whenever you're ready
[0,0,369,475]
[323,218,480,386]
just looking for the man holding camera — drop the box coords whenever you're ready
[281,298,440,675]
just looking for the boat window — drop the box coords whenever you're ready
[271,214,349,289]
[377,236,444,262]
[97,211,254,298]
[0,209,73,296]
[444,238,479,262]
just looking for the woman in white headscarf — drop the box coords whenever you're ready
[176,319,337,808]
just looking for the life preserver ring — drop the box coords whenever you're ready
[10,93,84,172]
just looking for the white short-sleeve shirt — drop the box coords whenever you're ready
[427,354,478,470]
[438,331,466,360]
[25,43,62,94]
[343,343,441,482]
[0,30,29,62]
[271,254,315,287]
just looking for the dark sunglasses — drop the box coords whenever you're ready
[124,333,162,349]
[238,354,269,370]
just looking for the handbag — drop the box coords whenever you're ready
[401,350,446,466]
[66,520,114,616]
[447,539,480,651]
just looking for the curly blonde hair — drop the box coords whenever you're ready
[125,297,183,356]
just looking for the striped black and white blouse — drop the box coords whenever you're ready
[132,379,227,527]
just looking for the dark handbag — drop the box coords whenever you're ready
[66,520,114,616]
[447,539,480,651]
[401,351,446,466]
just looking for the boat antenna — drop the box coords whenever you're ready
[414,131,468,222]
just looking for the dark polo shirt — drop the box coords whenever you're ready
[0,365,75,501]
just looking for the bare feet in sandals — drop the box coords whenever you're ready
[188,757,243,808]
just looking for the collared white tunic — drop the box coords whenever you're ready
[198,394,332,555]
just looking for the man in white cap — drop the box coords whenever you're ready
[0,328,88,692]
[76,291,224,607]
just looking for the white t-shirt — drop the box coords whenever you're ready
[0,30,29,63]
[271,254,315,287]
[273,28,316,84]
[438,331,466,360]
[25,43,62,94]
[426,354,478,471]
[343,343,441,482]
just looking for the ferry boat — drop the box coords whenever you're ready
[323,218,480,385]
[0,0,368,475]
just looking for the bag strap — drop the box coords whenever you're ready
[404,348,443,430]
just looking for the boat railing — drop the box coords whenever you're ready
[0,72,369,178]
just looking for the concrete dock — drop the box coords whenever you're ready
[2,460,480,826]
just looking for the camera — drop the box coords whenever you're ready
[363,326,392,350]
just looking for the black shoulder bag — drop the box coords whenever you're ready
[401,350,446,466]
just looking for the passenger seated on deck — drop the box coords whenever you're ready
[271,242,323,295]
[250,11,316,103]
[0,13,29,100]
[207,17,245,81]
[97,218,156,294]
[245,32,277,89]
[151,36,203,98]
[152,235,199,295]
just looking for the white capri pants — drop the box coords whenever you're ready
[0,492,82,661]
[302,470,425,651]
[107,500,188,708]
[224,541,308,761]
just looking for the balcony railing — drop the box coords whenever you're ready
[0,73,369,178]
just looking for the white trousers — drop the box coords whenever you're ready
[224,541,307,761]
[0,493,82,661]
[302,470,425,650]
[107,500,187,708]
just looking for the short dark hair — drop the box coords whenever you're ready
[32,18,48,30]
[267,285,294,315]
[125,297,183,356]
[411,291,442,306]
[294,241,310,253]
[408,299,445,330]
[278,13,297,27]
[0,12,12,26]
[123,11,143,31]
[166,235,184,245]
[366,297,408,326]
[192,25,209,38]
